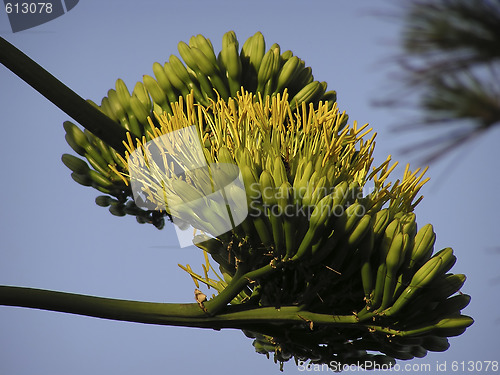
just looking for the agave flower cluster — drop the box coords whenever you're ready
[0,30,472,371]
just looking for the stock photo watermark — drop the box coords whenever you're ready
[3,0,79,32]
[297,360,499,373]
[127,125,248,247]
[245,182,366,219]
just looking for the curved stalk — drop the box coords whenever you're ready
[204,262,279,315]
[0,37,128,153]
[0,285,358,330]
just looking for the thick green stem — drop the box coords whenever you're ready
[0,286,358,330]
[0,37,128,154]
[204,262,278,315]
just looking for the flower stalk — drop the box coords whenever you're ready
[0,37,128,153]
[0,285,358,329]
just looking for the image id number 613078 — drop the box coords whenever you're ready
[5,2,53,13]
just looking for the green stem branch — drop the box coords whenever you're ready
[204,262,278,315]
[0,285,358,331]
[0,37,128,153]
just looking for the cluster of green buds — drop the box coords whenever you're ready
[62,31,336,229]
[59,31,472,370]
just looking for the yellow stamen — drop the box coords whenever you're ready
[112,91,428,229]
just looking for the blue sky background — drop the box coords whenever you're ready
[1,1,499,374]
